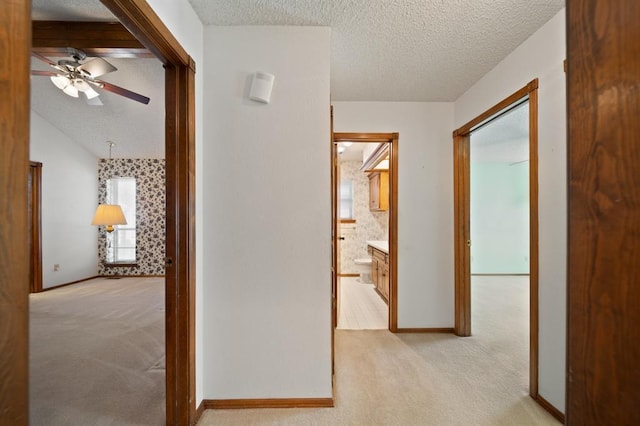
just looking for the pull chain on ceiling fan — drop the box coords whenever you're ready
[31,47,150,106]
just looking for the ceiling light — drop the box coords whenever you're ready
[50,74,70,90]
[338,146,346,153]
[84,86,100,100]
[63,84,79,97]
[341,142,353,147]
[91,204,127,233]
[73,79,90,92]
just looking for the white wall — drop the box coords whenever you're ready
[333,102,455,327]
[30,111,98,288]
[145,0,205,404]
[454,9,567,413]
[202,26,332,398]
[470,160,530,274]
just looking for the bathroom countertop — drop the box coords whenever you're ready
[366,240,388,254]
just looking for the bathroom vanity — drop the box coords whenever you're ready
[367,240,389,304]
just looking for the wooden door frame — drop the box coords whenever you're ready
[332,132,399,332]
[31,19,193,422]
[0,0,31,422]
[566,0,640,422]
[452,79,539,397]
[99,1,197,424]
[29,161,43,293]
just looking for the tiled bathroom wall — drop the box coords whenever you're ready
[339,160,388,273]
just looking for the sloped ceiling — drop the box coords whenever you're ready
[30,0,565,159]
[31,0,165,159]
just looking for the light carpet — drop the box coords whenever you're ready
[199,275,558,425]
[29,277,165,426]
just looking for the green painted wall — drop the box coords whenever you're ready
[470,161,529,274]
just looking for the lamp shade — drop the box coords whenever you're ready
[91,204,127,232]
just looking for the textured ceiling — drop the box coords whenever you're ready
[30,0,564,159]
[188,0,565,101]
[32,0,114,21]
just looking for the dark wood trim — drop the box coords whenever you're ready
[452,80,538,137]
[99,1,196,424]
[0,0,31,422]
[338,273,359,277]
[204,398,335,409]
[452,80,539,398]
[331,106,340,400]
[453,132,470,336]
[163,48,197,426]
[102,262,139,268]
[32,21,153,58]
[100,0,190,67]
[333,132,398,333]
[534,395,565,424]
[566,0,640,423]
[333,133,395,142]
[100,274,165,278]
[471,273,530,277]
[40,276,101,291]
[395,328,454,333]
[194,400,206,423]
[388,134,399,332]
[28,161,43,293]
[528,83,540,399]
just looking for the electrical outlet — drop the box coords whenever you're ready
[54,264,60,271]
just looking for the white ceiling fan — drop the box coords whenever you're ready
[31,47,150,106]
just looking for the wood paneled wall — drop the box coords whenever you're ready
[567,0,640,423]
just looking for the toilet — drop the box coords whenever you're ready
[354,258,373,283]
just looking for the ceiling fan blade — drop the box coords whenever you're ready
[31,51,57,67]
[31,70,59,77]
[86,96,104,106]
[97,80,150,105]
[77,57,117,78]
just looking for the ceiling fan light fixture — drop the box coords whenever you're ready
[50,74,70,90]
[84,86,100,100]
[73,79,90,92]
[63,84,79,98]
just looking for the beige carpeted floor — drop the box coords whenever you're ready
[29,275,559,425]
[29,277,165,426]
[199,275,559,425]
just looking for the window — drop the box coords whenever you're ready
[339,179,354,219]
[106,177,136,263]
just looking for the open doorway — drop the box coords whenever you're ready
[332,133,398,332]
[335,141,389,329]
[27,1,197,423]
[453,80,539,397]
[470,100,532,399]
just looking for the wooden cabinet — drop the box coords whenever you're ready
[368,171,389,211]
[369,246,389,304]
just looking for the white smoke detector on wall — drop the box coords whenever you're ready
[249,72,275,104]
